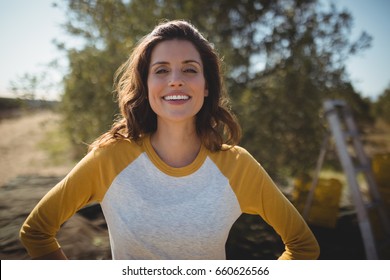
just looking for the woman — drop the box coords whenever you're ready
[20,20,320,260]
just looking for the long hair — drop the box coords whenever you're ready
[89,20,241,152]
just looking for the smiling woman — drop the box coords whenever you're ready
[19,20,320,260]
[147,39,208,128]
[93,20,241,153]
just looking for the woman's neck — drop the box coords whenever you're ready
[150,119,201,168]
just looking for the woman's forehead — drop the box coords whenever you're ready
[150,39,202,65]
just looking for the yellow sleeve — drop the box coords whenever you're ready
[210,146,320,260]
[19,140,139,258]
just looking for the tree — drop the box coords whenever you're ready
[58,0,278,156]
[58,0,372,178]
[373,85,390,123]
[9,73,43,100]
[58,0,135,155]
[231,0,372,176]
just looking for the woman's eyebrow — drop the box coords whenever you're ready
[150,61,169,67]
[183,59,202,66]
[150,60,202,67]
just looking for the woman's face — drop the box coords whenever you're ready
[147,39,208,126]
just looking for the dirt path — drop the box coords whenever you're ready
[0,111,111,259]
[0,110,73,187]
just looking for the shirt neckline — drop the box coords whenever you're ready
[142,134,208,177]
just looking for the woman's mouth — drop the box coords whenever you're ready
[163,95,190,101]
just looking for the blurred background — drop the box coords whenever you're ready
[0,0,389,260]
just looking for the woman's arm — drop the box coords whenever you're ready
[216,146,320,259]
[19,148,107,259]
[256,168,320,259]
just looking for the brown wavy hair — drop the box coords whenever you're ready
[89,20,241,152]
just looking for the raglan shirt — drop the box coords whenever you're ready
[19,135,320,260]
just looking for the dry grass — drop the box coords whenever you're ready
[0,110,111,260]
[0,110,74,187]
[364,118,390,156]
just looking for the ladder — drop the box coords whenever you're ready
[303,99,390,259]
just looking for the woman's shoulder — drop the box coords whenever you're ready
[221,144,253,157]
[209,144,258,165]
[207,144,265,185]
[88,137,144,160]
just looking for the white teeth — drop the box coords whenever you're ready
[163,95,190,101]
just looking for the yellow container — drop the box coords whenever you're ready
[293,177,343,228]
[372,153,390,188]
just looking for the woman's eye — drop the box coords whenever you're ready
[184,68,198,73]
[155,68,169,74]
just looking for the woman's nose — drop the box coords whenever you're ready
[168,71,184,87]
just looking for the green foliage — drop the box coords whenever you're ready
[9,73,41,100]
[373,86,390,123]
[58,0,372,177]
[60,46,121,155]
[226,0,372,176]
[37,118,75,165]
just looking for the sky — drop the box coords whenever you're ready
[0,0,389,101]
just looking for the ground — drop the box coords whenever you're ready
[0,110,73,187]
[0,109,388,260]
[0,110,110,260]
